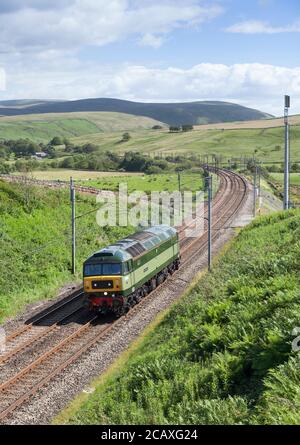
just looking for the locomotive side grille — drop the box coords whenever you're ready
[92,280,114,289]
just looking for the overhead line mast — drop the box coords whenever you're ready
[283,95,290,210]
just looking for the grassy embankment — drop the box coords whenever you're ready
[267,173,300,206]
[63,209,300,425]
[269,173,300,186]
[0,180,132,323]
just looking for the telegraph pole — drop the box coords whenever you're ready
[206,176,213,272]
[253,164,257,217]
[284,95,290,210]
[258,163,261,199]
[70,177,76,275]
[178,172,181,192]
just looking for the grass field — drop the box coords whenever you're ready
[269,173,300,186]
[2,112,300,163]
[266,172,300,206]
[63,209,300,425]
[77,172,205,194]
[70,125,300,162]
[193,114,300,130]
[11,170,206,194]
[0,112,165,142]
[12,169,143,181]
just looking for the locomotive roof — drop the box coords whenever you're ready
[85,225,177,263]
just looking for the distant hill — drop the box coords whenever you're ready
[0,112,165,142]
[0,98,273,125]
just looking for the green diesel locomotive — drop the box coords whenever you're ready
[83,225,180,316]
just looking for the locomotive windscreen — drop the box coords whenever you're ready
[84,263,122,277]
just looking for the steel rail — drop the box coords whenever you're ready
[0,168,249,422]
[0,306,84,365]
[4,289,84,344]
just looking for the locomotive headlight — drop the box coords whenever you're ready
[104,292,108,296]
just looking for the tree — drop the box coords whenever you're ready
[169,126,181,133]
[122,132,131,142]
[9,139,38,157]
[61,157,75,169]
[152,125,163,130]
[267,165,281,173]
[146,165,163,174]
[121,152,151,172]
[152,159,168,170]
[182,124,194,132]
[82,143,98,154]
[0,161,12,174]
[291,163,300,173]
[45,146,57,158]
[0,146,8,159]
[50,136,63,146]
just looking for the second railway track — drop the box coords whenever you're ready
[0,168,249,422]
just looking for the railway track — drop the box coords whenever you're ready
[0,169,227,367]
[0,290,85,365]
[0,168,249,422]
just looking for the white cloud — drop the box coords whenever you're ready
[0,0,223,52]
[0,68,5,91]
[226,20,300,34]
[2,61,300,115]
[139,34,164,48]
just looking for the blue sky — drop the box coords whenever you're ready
[0,0,299,115]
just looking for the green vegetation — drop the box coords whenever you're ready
[169,125,194,133]
[0,180,132,322]
[70,125,300,163]
[263,172,300,207]
[0,118,100,143]
[0,112,165,143]
[12,170,144,181]
[269,173,300,186]
[67,210,300,425]
[78,172,205,194]
[1,149,204,176]
[1,113,300,175]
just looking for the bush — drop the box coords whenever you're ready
[267,165,282,173]
[122,132,131,142]
[182,124,194,132]
[291,163,300,173]
[169,126,181,133]
[50,136,63,146]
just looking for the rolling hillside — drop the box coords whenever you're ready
[194,114,300,130]
[0,112,165,142]
[0,98,273,126]
[70,125,300,162]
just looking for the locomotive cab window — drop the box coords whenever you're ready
[123,262,130,275]
[84,263,122,277]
